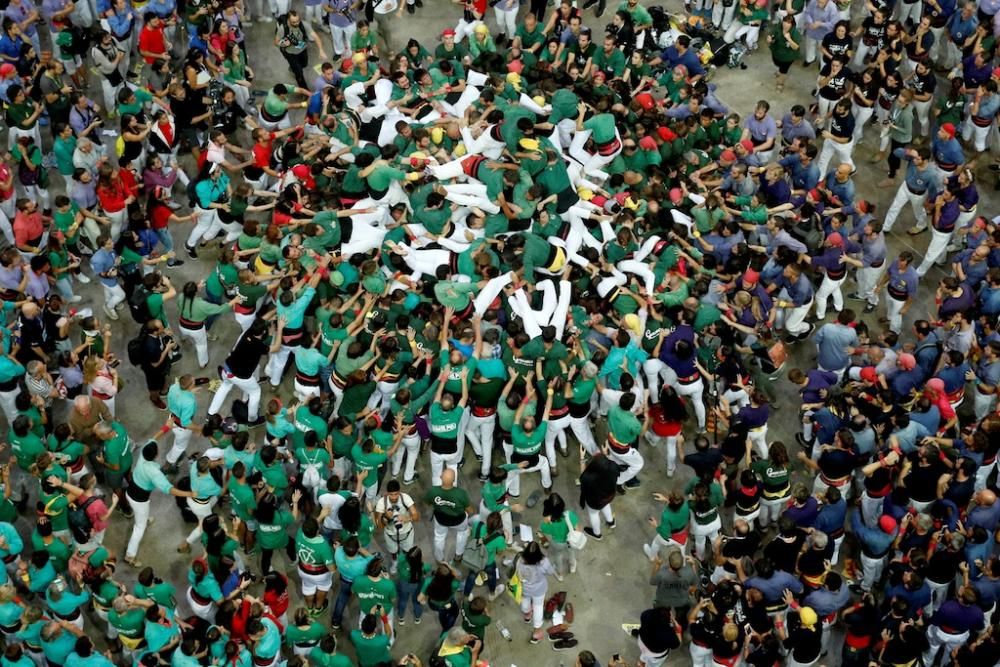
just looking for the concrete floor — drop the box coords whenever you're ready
[26,0,1000,665]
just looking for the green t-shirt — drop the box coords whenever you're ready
[424,486,470,526]
[353,574,397,614]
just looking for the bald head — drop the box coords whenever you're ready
[980,490,997,506]
[73,395,91,414]
[441,469,456,488]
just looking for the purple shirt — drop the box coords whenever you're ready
[803,0,839,40]
[0,264,23,291]
[744,114,777,145]
[24,270,48,300]
[5,1,37,37]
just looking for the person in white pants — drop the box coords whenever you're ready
[814,101,857,176]
[854,222,888,310]
[429,471,472,562]
[881,148,937,233]
[207,320,282,423]
[916,188,959,276]
[712,0,738,31]
[963,81,999,152]
[163,375,200,472]
[805,232,850,320]
[972,341,1000,420]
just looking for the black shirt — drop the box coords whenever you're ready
[225,331,269,378]
[829,112,856,139]
[213,100,248,135]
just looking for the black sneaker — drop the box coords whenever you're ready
[608,519,617,530]
[553,638,579,651]
[166,259,185,268]
[582,0,597,8]
[185,244,198,259]
[616,484,627,495]
[624,477,641,488]
[477,473,489,482]
[845,292,861,300]
[595,0,605,15]
[406,2,414,11]
[795,433,813,449]
[583,527,602,541]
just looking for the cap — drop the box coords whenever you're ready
[808,188,821,201]
[474,23,488,34]
[507,59,524,74]
[639,136,657,151]
[993,66,1000,79]
[742,268,760,284]
[430,127,444,144]
[739,138,754,152]
[635,92,655,111]
[0,63,15,76]
[859,366,878,383]
[532,95,546,107]
[341,58,354,72]
[292,163,309,178]
[798,607,818,628]
[879,515,898,533]
[624,196,639,210]
[720,149,737,162]
[578,188,594,201]
[898,352,917,370]
[941,122,957,138]
[623,313,641,333]
[409,151,427,167]
[827,232,844,248]
[926,377,945,393]
[505,72,522,86]
[669,188,683,204]
[657,126,676,142]
[519,138,540,151]
[441,28,456,37]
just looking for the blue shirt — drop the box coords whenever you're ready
[813,498,847,537]
[893,151,940,195]
[90,249,118,288]
[778,273,814,307]
[814,323,858,371]
[850,511,896,556]
[660,45,705,77]
[779,154,820,191]
[932,136,965,170]
[884,581,931,617]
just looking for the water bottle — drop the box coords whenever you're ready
[497,621,512,641]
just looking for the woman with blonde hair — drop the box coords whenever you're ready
[82,356,118,416]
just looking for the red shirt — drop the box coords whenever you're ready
[150,202,172,230]
[138,25,167,65]
[96,180,126,213]
[252,135,275,168]
[13,210,42,247]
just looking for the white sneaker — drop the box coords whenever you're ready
[103,304,119,320]
[488,584,506,600]
[642,544,655,561]
[68,295,82,303]
[554,573,564,582]
[75,273,91,284]
[569,561,577,574]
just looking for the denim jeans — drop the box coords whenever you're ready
[156,227,174,255]
[204,289,224,331]
[332,577,353,626]
[433,600,459,631]
[396,579,423,620]
[463,562,497,596]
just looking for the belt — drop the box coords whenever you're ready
[0,378,18,392]
[298,562,330,574]
[53,609,80,621]
[977,384,994,395]
[179,317,205,330]
[296,371,320,386]
[820,474,850,487]
[677,372,700,384]
[607,432,632,454]
[546,246,566,272]
[189,588,213,606]
[234,304,256,315]
[946,387,965,402]
[471,405,496,418]
[595,137,622,155]
[868,259,885,268]
[92,391,114,400]
[550,405,569,418]
[191,497,212,504]
[907,187,926,195]
[938,625,967,635]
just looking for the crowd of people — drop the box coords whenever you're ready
[0,0,1000,662]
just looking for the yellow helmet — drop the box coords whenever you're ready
[577,188,594,201]
[431,127,444,144]
[453,142,467,157]
[351,52,366,65]
[519,138,540,151]
[474,23,488,34]
[532,95,546,107]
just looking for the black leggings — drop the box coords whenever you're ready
[260,540,297,574]
[886,138,907,177]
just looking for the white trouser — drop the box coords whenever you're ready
[185,497,217,545]
[690,642,714,667]
[186,588,217,621]
[861,492,884,528]
[329,22,356,56]
[645,533,685,561]
[759,494,790,526]
[690,517,721,560]
[166,425,193,465]
[459,125,505,159]
[674,378,707,431]
[179,324,210,368]
[569,415,598,455]
[852,42,875,68]
[0,388,18,427]
[859,551,886,591]
[543,415,569,469]
[852,104,874,142]
[803,34,820,63]
[814,274,845,319]
[520,593,545,629]
[268,0,290,14]
[974,389,996,421]
[922,625,968,667]
[493,5,516,35]
[747,426,769,459]
[785,299,814,335]
[712,0,736,28]
[430,450,461,487]
[100,78,122,119]
[724,21,760,47]
[975,459,996,491]
[883,183,928,232]
[962,118,991,152]
[432,516,469,562]
[857,264,885,305]
[609,447,643,485]
[912,98,932,136]
[568,127,622,177]
[465,413,496,477]
[585,502,613,535]
[102,282,127,310]
[886,294,906,333]
[895,0,920,24]
[295,378,323,402]
[187,207,220,247]
[815,137,855,177]
[643,358,669,403]
[390,434,421,482]
[207,371,262,420]
[125,496,150,559]
[265,345,295,386]
[506,455,552,496]
[915,228,953,276]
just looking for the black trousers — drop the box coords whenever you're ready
[283,50,309,88]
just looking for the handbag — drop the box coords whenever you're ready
[565,514,587,550]
[462,522,490,572]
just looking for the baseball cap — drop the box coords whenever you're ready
[635,92,655,111]
[940,122,957,138]
[0,64,15,76]
[897,353,917,370]
[720,149,736,162]
[859,366,878,383]
[639,136,657,151]
[739,139,754,152]
[657,126,676,142]
[519,138,540,151]
[441,28,456,37]
[827,232,844,248]
[742,269,760,285]
[879,515,897,533]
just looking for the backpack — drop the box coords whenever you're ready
[68,495,99,544]
[127,332,148,366]
[128,285,152,324]
[300,450,323,491]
